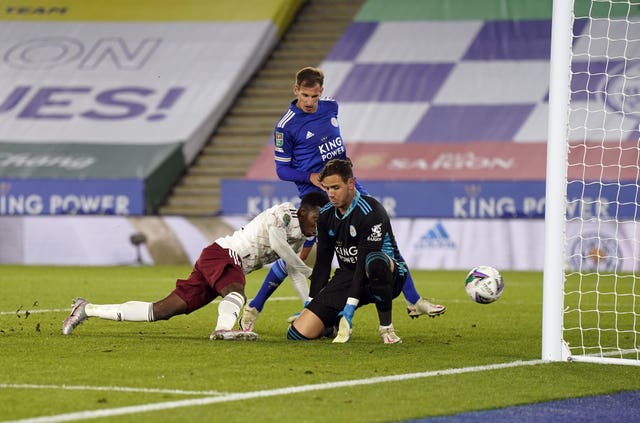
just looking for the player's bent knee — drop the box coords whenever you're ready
[219,283,246,299]
[365,252,394,307]
[288,309,324,339]
[365,252,392,279]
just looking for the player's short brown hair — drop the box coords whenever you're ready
[296,67,324,88]
[319,159,354,183]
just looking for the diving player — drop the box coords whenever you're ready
[62,192,328,340]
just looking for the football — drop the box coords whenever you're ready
[465,265,504,304]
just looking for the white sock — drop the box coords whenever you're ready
[85,301,154,322]
[215,292,244,331]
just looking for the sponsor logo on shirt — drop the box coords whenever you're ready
[336,245,358,264]
[367,224,382,241]
[306,131,314,139]
[318,136,345,162]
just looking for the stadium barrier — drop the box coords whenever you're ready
[5,215,633,272]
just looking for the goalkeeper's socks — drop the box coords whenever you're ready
[215,292,245,331]
[249,258,288,311]
[287,324,310,340]
[401,270,421,305]
[85,301,154,322]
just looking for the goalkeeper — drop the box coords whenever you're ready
[240,66,445,332]
[287,159,405,344]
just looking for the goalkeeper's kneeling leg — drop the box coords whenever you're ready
[365,252,394,311]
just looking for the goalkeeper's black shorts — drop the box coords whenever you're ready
[306,266,404,328]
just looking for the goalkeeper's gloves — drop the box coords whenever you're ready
[333,298,358,343]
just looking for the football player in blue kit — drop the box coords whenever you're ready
[240,67,445,332]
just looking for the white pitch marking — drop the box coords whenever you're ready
[0,297,303,316]
[2,359,546,423]
[0,383,226,396]
[0,309,67,316]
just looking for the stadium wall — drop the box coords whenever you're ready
[1,215,635,272]
[0,0,303,215]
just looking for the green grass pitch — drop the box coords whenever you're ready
[2,265,640,422]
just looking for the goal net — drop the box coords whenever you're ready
[543,0,640,365]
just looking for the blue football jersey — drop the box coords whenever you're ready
[274,98,348,197]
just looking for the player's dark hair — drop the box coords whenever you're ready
[319,159,353,183]
[300,191,328,209]
[296,67,324,88]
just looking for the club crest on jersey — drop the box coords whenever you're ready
[282,213,291,226]
[331,117,338,127]
[349,225,357,237]
[367,224,382,241]
[275,131,284,147]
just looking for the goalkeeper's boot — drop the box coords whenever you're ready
[407,298,446,319]
[379,325,402,344]
[62,297,89,335]
[239,305,259,332]
[210,330,258,341]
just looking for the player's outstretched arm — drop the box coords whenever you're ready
[288,268,310,303]
[268,226,311,277]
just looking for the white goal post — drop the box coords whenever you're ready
[543,0,640,365]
